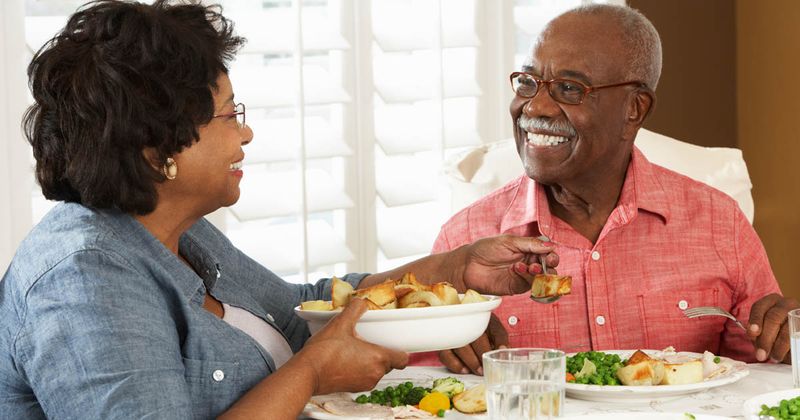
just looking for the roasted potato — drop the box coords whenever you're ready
[431,282,460,305]
[460,289,488,304]
[398,290,443,308]
[354,279,397,308]
[300,300,333,311]
[530,274,572,299]
[616,351,665,386]
[452,383,486,414]
[331,277,354,309]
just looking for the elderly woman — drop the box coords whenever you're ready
[0,1,557,419]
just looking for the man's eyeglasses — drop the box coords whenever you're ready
[213,102,246,129]
[509,72,647,105]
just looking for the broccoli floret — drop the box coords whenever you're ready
[431,377,465,398]
[403,386,429,405]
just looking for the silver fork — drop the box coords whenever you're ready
[683,306,747,331]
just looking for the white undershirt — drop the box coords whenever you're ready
[221,303,293,368]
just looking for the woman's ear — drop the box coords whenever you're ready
[142,147,162,171]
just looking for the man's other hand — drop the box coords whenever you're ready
[748,293,800,363]
[438,314,508,375]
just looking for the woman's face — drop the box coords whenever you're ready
[169,73,253,216]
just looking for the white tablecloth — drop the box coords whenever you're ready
[303,363,791,419]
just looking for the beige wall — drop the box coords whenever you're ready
[630,0,799,299]
[629,0,737,148]
[737,0,800,300]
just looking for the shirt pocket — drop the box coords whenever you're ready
[495,295,560,349]
[636,288,726,354]
[183,357,244,418]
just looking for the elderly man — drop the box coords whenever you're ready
[411,4,797,374]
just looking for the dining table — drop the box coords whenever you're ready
[300,362,793,419]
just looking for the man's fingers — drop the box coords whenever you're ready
[509,273,534,295]
[748,294,782,337]
[453,342,483,375]
[468,335,493,375]
[769,322,791,363]
[755,304,788,361]
[505,235,555,255]
[544,252,559,268]
[487,315,509,348]
[439,350,468,374]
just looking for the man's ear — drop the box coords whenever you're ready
[623,89,656,139]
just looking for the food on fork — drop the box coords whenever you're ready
[300,273,490,311]
[530,273,572,299]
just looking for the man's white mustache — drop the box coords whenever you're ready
[518,115,576,138]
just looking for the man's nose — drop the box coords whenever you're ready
[523,85,561,117]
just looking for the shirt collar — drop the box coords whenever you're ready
[499,145,671,234]
[102,209,216,302]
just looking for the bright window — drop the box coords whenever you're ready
[2,0,614,275]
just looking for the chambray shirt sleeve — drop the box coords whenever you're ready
[17,250,192,419]
[719,206,782,361]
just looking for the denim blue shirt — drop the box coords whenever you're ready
[0,203,367,419]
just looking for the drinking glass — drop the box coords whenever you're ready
[483,348,566,419]
[789,309,800,387]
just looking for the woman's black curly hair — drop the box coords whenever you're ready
[23,0,245,214]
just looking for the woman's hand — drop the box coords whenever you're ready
[299,298,409,395]
[458,235,559,295]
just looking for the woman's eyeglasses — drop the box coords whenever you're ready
[510,72,647,105]
[213,102,246,129]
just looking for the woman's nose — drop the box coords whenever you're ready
[241,124,253,145]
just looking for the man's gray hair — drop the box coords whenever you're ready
[556,4,662,90]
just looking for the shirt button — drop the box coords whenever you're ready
[212,369,225,382]
[595,315,606,326]
[266,313,275,323]
[678,300,689,310]
[591,251,601,261]
[508,315,518,326]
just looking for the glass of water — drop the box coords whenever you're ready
[483,348,566,419]
[789,309,800,387]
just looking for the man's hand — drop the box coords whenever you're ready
[748,293,800,363]
[439,314,508,375]
[460,235,559,296]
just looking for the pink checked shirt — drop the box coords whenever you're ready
[411,147,780,365]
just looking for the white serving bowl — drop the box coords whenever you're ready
[294,294,502,353]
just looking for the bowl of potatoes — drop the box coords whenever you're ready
[294,273,502,353]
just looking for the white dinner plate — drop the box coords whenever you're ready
[742,388,800,420]
[295,294,502,353]
[565,350,749,402]
[303,377,486,419]
[562,413,734,420]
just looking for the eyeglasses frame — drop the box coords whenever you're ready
[212,102,246,129]
[509,72,648,105]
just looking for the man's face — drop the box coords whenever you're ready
[510,14,637,186]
